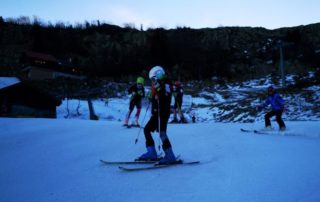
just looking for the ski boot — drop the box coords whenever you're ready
[179,117,188,124]
[170,117,178,123]
[263,126,273,131]
[136,147,158,161]
[123,117,129,127]
[280,126,286,131]
[131,120,140,128]
[158,148,177,165]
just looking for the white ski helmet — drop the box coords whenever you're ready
[149,66,165,80]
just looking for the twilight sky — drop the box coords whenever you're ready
[1,0,320,29]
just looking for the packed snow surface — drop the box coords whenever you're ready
[1,118,320,202]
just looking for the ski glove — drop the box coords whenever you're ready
[137,90,143,96]
[153,81,161,92]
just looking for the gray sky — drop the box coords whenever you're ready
[1,0,320,29]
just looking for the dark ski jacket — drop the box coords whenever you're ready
[260,92,285,111]
[150,78,172,118]
[128,83,145,103]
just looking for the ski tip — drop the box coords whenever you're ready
[240,128,251,132]
[182,160,200,165]
[118,166,127,171]
[100,159,109,165]
[118,166,138,171]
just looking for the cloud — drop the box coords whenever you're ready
[108,5,154,28]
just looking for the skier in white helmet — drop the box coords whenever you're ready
[136,66,177,164]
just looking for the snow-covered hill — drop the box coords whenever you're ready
[1,118,320,202]
[56,74,320,124]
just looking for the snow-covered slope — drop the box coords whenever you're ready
[56,73,320,123]
[2,73,320,201]
[1,118,320,202]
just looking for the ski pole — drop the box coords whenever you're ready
[157,98,161,151]
[134,102,150,144]
[251,113,256,130]
[252,109,260,130]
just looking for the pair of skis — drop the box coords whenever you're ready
[100,159,200,171]
[240,128,269,134]
[241,128,287,135]
[123,124,143,129]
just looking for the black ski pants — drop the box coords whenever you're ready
[265,110,286,128]
[144,114,172,150]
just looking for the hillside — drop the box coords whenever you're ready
[0,17,319,80]
[57,74,320,123]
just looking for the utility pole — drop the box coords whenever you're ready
[278,40,285,87]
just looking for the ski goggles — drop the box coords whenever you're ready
[151,76,159,82]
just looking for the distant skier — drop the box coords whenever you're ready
[257,85,286,131]
[136,66,177,164]
[171,80,187,123]
[124,77,145,127]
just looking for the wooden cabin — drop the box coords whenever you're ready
[0,77,61,118]
[20,51,85,80]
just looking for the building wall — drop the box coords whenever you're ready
[10,104,56,118]
[28,67,54,80]
[25,66,85,80]
[0,99,57,118]
[0,83,60,118]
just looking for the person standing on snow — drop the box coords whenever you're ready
[124,77,145,127]
[171,80,187,123]
[136,66,177,164]
[257,85,286,131]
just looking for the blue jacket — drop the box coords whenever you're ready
[260,92,285,111]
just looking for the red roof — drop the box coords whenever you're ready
[25,51,58,63]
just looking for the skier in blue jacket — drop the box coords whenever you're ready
[257,86,286,131]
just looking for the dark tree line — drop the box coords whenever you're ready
[1,16,320,81]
